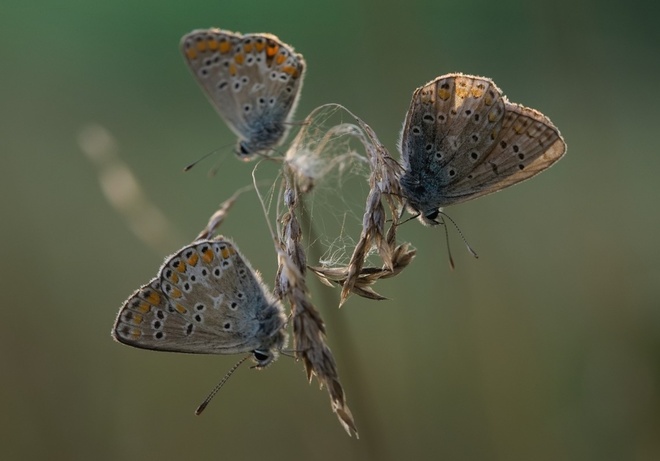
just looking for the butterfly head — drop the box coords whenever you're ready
[406,203,443,226]
[419,208,442,226]
[249,300,289,368]
[400,174,444,226]
[235,121,287,160]
[236,139,258,160]
[250,329,288,368]
[251,349,278,368]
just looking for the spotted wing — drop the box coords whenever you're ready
[400,74,506,189]
[181,29,305,151]
[113,238,284,355]
[442,102,566,204]
[112,277,193,352]
[400,73,565,208]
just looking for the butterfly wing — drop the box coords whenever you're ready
[399,73,565,213]
[401,74,505,179]
[181,29,305,155]
[445,102,566,204]
[112,277,197,353]
[400,74,506,212]
[113,238,286,355]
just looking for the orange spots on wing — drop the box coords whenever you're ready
[146,291,161,305]
[438,87,451,101]
[229,63,237,76]
[202,248,214,263]
[185,48,197,60]
[219,40,231,54]
[187,253,199,266]
[137,302,151,314]
[266,42,279,57]
[208,39,219,51]
[282,66,298,77]
[234,53,245,65]
[455,87,469,99]
[175,304,188,314]
[470,87,485,98]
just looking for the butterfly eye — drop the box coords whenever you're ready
[253,350,268,360]
[238,141,250,156]
[425,210,439,221]
[252,350,272,366]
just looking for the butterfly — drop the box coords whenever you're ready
[181,29,306,160]
[112,237,287,368]
[398,73,566,225]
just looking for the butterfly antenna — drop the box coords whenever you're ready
[396,213,419,226]
[439,215,456,270]
[185,142,235,173]
[195,355,250,415]
[386,198,414,226]
[438,211,479,260]
[183,150,217,172]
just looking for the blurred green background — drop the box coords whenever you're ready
[2,1,659,460]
